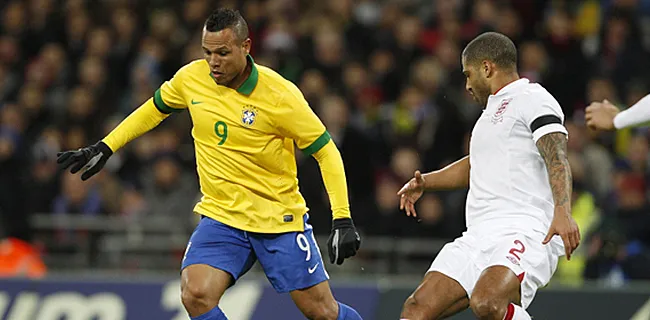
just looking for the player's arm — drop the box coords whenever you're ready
[396,156,469,217]
[586,95,650,130]
[310,138,350,220]
[536,131,579,258]
[102,98,171,151]
[536,132,572,214]
[276,90,352,221]
[276,88,360,265]
[57,68,188,180]
[422,156,470,190]
[521,98,580,259]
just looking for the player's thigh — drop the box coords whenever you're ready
[402,271,469,320]
[181,216,257,299]
[470,265,521,311]
[402,235,480,319]
[251,215,329,294]
[477,233,557,309]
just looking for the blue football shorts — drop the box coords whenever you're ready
[181,214,329,293]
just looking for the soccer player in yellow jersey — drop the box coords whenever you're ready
[57,8,363,320]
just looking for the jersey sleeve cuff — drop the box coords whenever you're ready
[332,207,351,220]
[154,89,184,114]
[613,109,650,129]
[301,131,331,156]
[532,123,567,143]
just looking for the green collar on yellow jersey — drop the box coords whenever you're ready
[237,55,258,95]
[209,55,258,95]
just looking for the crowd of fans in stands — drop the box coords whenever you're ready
[0,0,649,282]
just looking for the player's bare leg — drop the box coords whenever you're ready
[181,264,232,317]
[470,265,528,320]
[290,280,341,320]
[401,271,469,320]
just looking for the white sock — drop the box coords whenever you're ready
[504,303,532,320]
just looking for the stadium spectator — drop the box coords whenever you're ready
[1,0,649,285]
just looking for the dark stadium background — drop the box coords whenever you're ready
[0,0,649,319]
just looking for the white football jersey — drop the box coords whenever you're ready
[466,78,567,240]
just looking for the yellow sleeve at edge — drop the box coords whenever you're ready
[102,98,169,152]
[311,139,351,220]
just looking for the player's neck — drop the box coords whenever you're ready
[227,60,253,90]
[490,72,520,95]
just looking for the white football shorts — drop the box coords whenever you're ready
[428,229,561,309]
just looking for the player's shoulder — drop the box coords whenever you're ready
[175,59,209,78]
[527,82,557,100]
[255,62,305,104]
[511,81,562,110]
[505,80,549,98]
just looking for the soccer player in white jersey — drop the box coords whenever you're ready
[585,96,650,130]
[397,32,580,320]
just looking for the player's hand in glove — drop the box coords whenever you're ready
[327,218,361,265]
[397,170,426,217]
[57,141,113,181]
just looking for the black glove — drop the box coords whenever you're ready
[57,141,113,181]
[327,218,361,265]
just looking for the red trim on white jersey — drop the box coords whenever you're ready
[517,271,526,283]
[504,303,515,320]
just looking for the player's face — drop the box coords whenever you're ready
[202,27,251,86]
[462,58,491,108]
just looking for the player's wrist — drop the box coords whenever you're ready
[553,205,571,216]
[612,112,622,130]
[332,206,351,220]
[95,141,114,157]
[332,217,353,230]
[422,171,436,190]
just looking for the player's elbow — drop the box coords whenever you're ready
[401,295,422,317]
[311,140,339,162]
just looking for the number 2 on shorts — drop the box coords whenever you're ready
[508,239,525,260]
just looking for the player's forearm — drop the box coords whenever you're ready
[311,140,351,220]
[614,94,650,129]
[422,156,470,190]
[102,98,169,152]
[536,132,572,213]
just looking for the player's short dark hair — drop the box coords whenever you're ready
[462,32,517,71]
[204,8,249,42]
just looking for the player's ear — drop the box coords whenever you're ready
[481,60,493,78]
[242,38,251,55]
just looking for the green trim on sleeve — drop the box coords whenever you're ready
[302,131,332,156]
[153,89,184,114]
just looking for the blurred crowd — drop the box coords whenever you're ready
[1,0,650,283]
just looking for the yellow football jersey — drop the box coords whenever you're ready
[153,55,329,233]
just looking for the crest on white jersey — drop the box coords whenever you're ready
[492,98,512,124]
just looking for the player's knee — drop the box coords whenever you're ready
[402,295,417,311]
[401,295,425,318]
[469,295,506,320]
[181,280,215,312]
[301,299,339,320]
